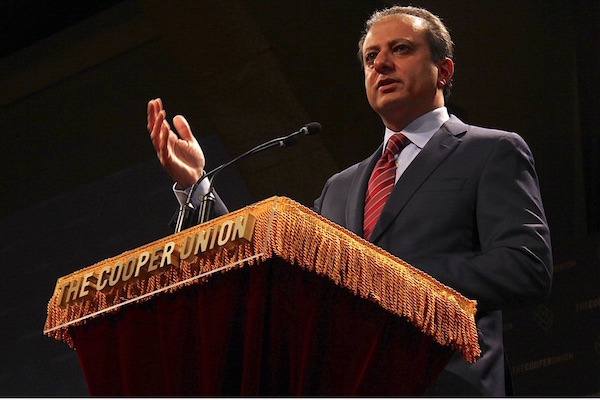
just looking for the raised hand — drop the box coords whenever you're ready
[147,98,205,188]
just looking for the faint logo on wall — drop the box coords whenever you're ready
[533,303,553,332]
[576,297,600,313]
[512,352,573,375]
[553,260,576,273]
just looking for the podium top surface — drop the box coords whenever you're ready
[44,196,480,363]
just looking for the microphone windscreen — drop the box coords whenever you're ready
[305,122,322,135]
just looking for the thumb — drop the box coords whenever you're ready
[172,115,196,143]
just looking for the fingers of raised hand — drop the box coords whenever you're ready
[150,110,166,149]
[157,117,171,160]
[147,98,164,133]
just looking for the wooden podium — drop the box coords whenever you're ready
[44,197,480,396]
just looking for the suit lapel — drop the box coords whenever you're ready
[369,116,467,243]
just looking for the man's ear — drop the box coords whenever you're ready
[437,58,454,89]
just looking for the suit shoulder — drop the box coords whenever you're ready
[461,124,531,150]
[448,115,526,142]
[325,162,362,185]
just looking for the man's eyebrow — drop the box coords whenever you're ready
[362,44,380,54]
[389,37,414,45]
[363,37,414,53]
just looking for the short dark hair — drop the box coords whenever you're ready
[357,6,455,97]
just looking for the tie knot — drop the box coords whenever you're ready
[384,133,408,158]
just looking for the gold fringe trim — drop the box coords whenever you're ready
[44,196,480,363]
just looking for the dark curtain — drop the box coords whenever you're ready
[573,0,600,233]
[70,258,454,396]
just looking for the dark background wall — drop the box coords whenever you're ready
[0,0,598,396]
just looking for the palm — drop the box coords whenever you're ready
[164,119,205,186]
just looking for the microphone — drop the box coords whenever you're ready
[205,121,321,182]
[174,122,322,232]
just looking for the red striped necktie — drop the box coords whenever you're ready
[363,133,409,240]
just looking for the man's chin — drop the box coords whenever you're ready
[371,96,409,116]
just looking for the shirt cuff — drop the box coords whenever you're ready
[172,176,211,208]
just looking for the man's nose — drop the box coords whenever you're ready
[373,51,393,73]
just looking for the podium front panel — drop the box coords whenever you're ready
[45,197,480,396]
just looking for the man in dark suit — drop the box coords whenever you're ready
[147,5,552,396]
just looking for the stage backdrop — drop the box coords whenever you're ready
[0,0,598,396]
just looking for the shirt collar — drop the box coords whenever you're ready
[383,107,450,150]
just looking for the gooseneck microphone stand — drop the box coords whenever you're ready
[173,122,322,233]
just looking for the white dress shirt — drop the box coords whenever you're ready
[383,107,450,182]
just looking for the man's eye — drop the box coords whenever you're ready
[365,52,377,64]
[393,44,410,54]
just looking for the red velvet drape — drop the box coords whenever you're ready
[71,258,454,396]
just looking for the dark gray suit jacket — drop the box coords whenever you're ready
[313,115,553,396]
